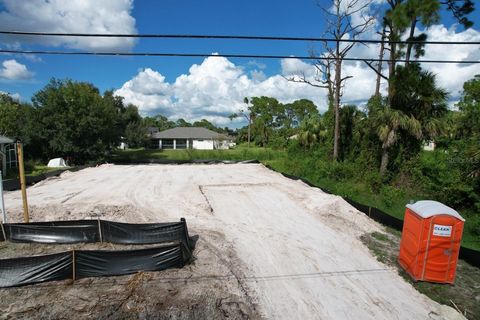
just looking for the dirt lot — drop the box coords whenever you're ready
[1,164,466,319]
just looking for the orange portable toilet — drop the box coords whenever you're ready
[398,200,464,284]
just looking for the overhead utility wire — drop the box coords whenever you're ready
[1,30,480,45]
[1,49,478,64]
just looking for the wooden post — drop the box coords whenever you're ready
[17,143,29,223]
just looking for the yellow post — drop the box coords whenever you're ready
[17,143,29,223]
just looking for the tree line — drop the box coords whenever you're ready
[231,0,478,218]
[0,79,230,164]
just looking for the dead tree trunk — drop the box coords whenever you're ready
[375,26,387,96]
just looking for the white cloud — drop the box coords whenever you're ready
[247,60,266,70]
[0,0,137,51]
[115,56,330,125]
[250,70,266,82]
[421,25,480,99]
[281,58,316,78]
[115,68,173,114]
[114,16,479,127]
[0,59,34,80]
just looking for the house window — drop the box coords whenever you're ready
[162,139,174,149]
[149,139,160,149]
[176,139,187,149]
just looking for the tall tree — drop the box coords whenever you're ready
[369,0,474,98]
[288,0,375,160]
[143,115,176,131]
[32,79,121,163]
[0,94,30,140]
[249,96,283,147]
[282,99,318,128]
[368,97,422,174]
[229,97,253,147]
[441,0,475,28]
[456,75,480,177]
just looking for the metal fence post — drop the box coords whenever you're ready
[0,170,6,223]
[72,249,76,281]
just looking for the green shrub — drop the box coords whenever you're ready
[381,185,399,208]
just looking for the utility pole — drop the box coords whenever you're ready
[17,142,29,223]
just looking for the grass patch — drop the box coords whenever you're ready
[4,164,70,180]
[361,230,480,319]
[371,231,393,243]
[111,145,286,163]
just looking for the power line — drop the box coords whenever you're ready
[1,30,480,45]
[1,49,478,64]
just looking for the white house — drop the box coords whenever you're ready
[151,127,234,150]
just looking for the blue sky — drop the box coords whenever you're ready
[0,0,479,126]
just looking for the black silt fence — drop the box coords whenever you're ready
[101,220,186,245]
[75,244,186,279]
[3,220,100,244]
[0,219,195,252]
[0,252,73,288]
[459,247,480,268]
[0,243,189,288]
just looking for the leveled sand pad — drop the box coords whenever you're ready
[3,164,462,319]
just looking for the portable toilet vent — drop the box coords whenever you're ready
[398,200,464,284]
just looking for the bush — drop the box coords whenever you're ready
[325,162,355,181]
[365,171,383,193]
[415,151,479,210]
[381,185,400,208]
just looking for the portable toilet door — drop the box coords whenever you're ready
[398,200,465,284]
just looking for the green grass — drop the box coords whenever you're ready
[26,165,70,177]
[4,164,70,180]
[111,145,287,162]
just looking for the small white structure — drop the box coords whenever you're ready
[47,158,68,168]
[118,142,128,150]
[151,127,234,150]
[423,140,436,151]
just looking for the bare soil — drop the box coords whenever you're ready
[0,231,261,320]
[1,164,467,319]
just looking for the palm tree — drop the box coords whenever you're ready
[297,115,326,150]
[370,105,422,175]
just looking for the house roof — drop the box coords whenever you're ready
[0,135,14,144]
[152,127,231,140]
